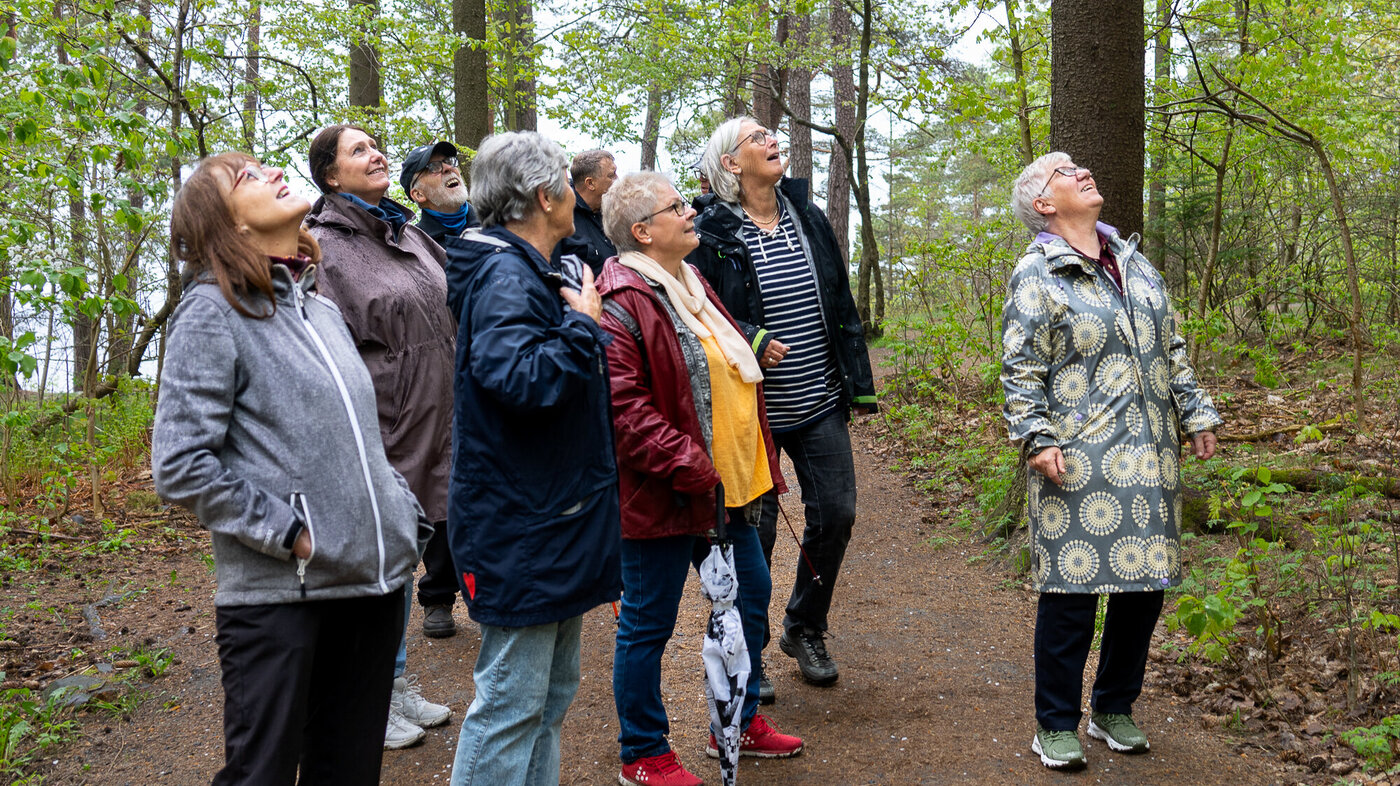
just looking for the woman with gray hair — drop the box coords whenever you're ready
[689,116,877,700]
[1000,151,1222,770]
[442,131,621,786]
[597,172,802,786]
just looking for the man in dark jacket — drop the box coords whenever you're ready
[552,149,618,276]
[401,140,480,246]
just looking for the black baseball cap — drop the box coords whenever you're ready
[399,140,459,196]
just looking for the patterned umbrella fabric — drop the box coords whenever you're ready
[699,484,748,786]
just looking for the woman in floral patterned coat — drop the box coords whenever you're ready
[1000,152,1223,771]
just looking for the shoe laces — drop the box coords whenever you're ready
[398,673,427,701]
[802,634,831,662]
[1041,728,1078,746]
[643,750,684,775]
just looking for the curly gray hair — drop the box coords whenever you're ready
[698,116,758,205]
[1011,151,1072,234]
[469,132,570,228]
[601,171,674,254]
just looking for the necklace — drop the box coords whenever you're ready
[742,203,780,225]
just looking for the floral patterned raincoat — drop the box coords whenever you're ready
[1000,223,1223,594]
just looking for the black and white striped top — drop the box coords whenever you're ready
[744,208,840,432]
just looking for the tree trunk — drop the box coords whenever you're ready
[453,0,489,161]
[1191,126,1232,369]
[827,0,855,264]
[640,86,663,170]
[851,0,881,336]
[242,0,260,150]
[1312,143,1367,422]
[1144,0,1172,276]
[1049,0,1144,236]
[497,0,537,132]
[1005,0,1034,165]
[787,13,813,182]
[348,0,382,110]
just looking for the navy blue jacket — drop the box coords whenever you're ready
[443,225,621,627]
[687,177,878,413]
[551,188,617,277]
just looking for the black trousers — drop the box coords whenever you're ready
[1034,590,1164,731]
[417,519,461,608]
[212,588,404,786]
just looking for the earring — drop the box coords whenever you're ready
[546,205,552,213]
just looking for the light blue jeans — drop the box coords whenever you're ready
[394,587,411,678]
[450,615,583,786]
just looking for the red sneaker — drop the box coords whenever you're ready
[706,714,804,759]
[618,750,704,786]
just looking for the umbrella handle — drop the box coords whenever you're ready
[714,482,728,542]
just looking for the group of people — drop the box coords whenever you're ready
[149,109,1222,785]
[151,114,876,786]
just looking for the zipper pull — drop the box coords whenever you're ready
[297,558,308,598]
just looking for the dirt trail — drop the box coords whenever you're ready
[42,357,1304,785]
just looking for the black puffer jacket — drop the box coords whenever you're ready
[551,188,617,276]
[686,177,878,413]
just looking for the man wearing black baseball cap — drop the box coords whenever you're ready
[401,140,479,246]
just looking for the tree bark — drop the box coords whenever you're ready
[348,0,381,110]
[640,86,663,170]
[787,13,812,182]
[851,0,882,336]
[1191,126,1232,368]
[241,0,260,150]
[827,0,855,264]
[497,0,537,131]
[453,0,489,161]
[1005,0,1034,166]
[1144,0,1172,276]
[1049,0,1144,236]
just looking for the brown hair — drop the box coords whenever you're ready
[308,124,370,194]
[170,152,321,319]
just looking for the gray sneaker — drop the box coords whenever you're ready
[422,604,457,638]
[1031,727,1086,770]
[384,704,426,750]
[392,674,451,728]
[1088,712,1150,753]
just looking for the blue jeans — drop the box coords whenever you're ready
[450,615,582,786]
[394,586,411,678]
[758,409,857,638]
[613,522,771,763]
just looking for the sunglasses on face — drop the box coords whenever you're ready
[646,199,687,220]
[1038,166,1090,196]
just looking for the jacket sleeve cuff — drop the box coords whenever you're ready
[750,328,771,355]
[851,395,879,412]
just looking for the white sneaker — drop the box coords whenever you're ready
[384,704,425,750]
[392,674,451,728]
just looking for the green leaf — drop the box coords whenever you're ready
[1256,467,1271,484]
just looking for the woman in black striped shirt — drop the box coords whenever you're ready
[688,115,879,698]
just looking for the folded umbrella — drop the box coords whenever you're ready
[699,483,748,786]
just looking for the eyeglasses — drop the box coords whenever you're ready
[1038,166,1090,196]
[728,128,774,155]
[646,199,687,220]
[232,164,270,191]
[422,156,459,174]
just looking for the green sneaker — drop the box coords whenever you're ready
[1031,727,1086,770]
[1087,712,1150,753]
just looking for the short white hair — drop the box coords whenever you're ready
[1011,151,1072,234]
[602,171,674,254]
[469,132,570,228]
[698,115,758,205]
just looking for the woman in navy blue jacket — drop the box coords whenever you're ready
[442,131,621,786]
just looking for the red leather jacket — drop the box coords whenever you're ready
[598,261,786,540]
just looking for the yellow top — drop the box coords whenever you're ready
[701,334,773,507]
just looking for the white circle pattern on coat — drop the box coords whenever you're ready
[1058,448,1093,492]
[1148,357,1170,397]
[1074,278,1110,308]
[1130,277,1161,309]
[1070,313,1108,356]
[1138,446,1162,485]
[1160,448,1180,490]
[1126,402,1143,437]
[1014,277,1046,316]
[1080,491,1123,536]
[1036,495,1071,540]
[1080,404,1115,444]
[1034,543,1052,585]
[1002,321,1026,360]
[1052,365,1091,406]
[1132,494,1151,529]
[1096,353,1136,397]
[1103,444,1139,487]
[1034,323,1066,364]
[1133,312,1157,354]
[1110,536,1151,580]
[1146,534,1172,575]
[1114,311,1137,350]
[1058,540,1100,584]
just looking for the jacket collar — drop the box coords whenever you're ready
[1033,221,1140,274]
[307,193,417,245]
[694,176,813,249]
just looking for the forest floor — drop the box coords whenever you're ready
[3,347,1396,785]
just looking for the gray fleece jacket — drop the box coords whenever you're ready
[152,265,430,606]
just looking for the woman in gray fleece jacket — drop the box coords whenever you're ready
[152,152,430,786]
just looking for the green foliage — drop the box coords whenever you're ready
[1341,715,1400,771]
[0,681,79,783]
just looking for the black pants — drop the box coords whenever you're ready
[1034,591,1164,731]
[756,409,858,647]
[212,588,404,786]
[418,519,461,608]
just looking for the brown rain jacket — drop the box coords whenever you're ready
[305,194,456,523]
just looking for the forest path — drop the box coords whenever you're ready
[48,353,1298,785]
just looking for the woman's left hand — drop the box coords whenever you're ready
[560,265,602,323]
[1188,431,1218,461]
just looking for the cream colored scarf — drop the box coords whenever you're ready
[617,251,764,383]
